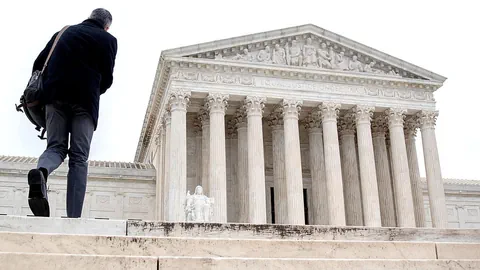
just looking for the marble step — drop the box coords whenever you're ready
[2,232,480,260]
[1,253,479,270]
[157,257,480,270]
[2,215,480,243]
[0,252,157,270]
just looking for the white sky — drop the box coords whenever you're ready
[0,0,479,179]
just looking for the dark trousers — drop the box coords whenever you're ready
[37,102,94,218]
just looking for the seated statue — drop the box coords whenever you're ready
[185,185,214,222]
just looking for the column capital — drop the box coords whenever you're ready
[244,96,266,116]
[206,93,229,114]
[385,108,407,128]
[169,89,191,112]
[198,107,210,127]
[338,113,356,136]
[302,110,322,132]
[353,105,374,125]
[404,116,419,138]
[319,102,341,122]
[371,116,388,138]
[282,99,303,120]
[234,108,248,128]
[417,110,439,130]
[267,106,284,129]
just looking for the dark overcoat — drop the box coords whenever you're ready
[33,19,118,129]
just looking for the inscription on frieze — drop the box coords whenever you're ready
[172,70,434,102]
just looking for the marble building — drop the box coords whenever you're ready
[134,24,459,228]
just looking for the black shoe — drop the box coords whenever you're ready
[28,169,50,217]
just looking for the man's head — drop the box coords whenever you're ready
[89,8,112,31]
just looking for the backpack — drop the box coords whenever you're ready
[15,25,69,140]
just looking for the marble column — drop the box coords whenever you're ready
[194,120,203,188]
[154,126,165,221]
[303,112,329,225]
[282,99,305,225]
[198,109,210,195]
[244,96,267,224]
[417,110,448,228]
[371,116,396,227]
[320,102,346,226]
[404,117,427,227]
[235,108,249,223]
[167,89,190,221]
[354,106,382,227]
[268,107,287,224]
[162,112,171,221]
[385,108,416,227]
[338,113,363,226]
[206,93,229,223]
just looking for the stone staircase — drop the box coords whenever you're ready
[1,215,480,269]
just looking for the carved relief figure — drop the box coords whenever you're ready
[233,48,254,62]
[364,61,385,74]
[348,55,363,72]
[257,46,271,63]
[272,44,287,65]
[215,52,223,60]
[302,38,317,67]
[388,67,400,76]
[334,51,347,70]
[185,185,214,222]
[286,40,303,66]
[317,43,332,69]
[328,46,337,68]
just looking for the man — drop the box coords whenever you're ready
[28,8,117,218]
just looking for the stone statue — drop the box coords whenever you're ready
[185,185,214,222]
[317,43,332,69]
[272,44,286,65]
[256,46,271,63]
[348,55,363,72]
[302,38,317,67]
[286,40,303,66]
[233,49,254,62]
[215,52,223,60]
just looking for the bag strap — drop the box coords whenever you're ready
[41,25,70,74]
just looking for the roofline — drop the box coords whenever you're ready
[161,24,447,83]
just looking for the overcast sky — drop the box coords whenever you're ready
[0,0,479,180]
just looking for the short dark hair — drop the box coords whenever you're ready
[89,8,112,28]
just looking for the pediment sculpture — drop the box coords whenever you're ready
[185,185,214,222]
[214,37,401,77]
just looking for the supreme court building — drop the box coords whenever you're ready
[134,24,450,228]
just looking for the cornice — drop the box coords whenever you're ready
[165,56,443,90]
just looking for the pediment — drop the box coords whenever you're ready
[162,24,446,82]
